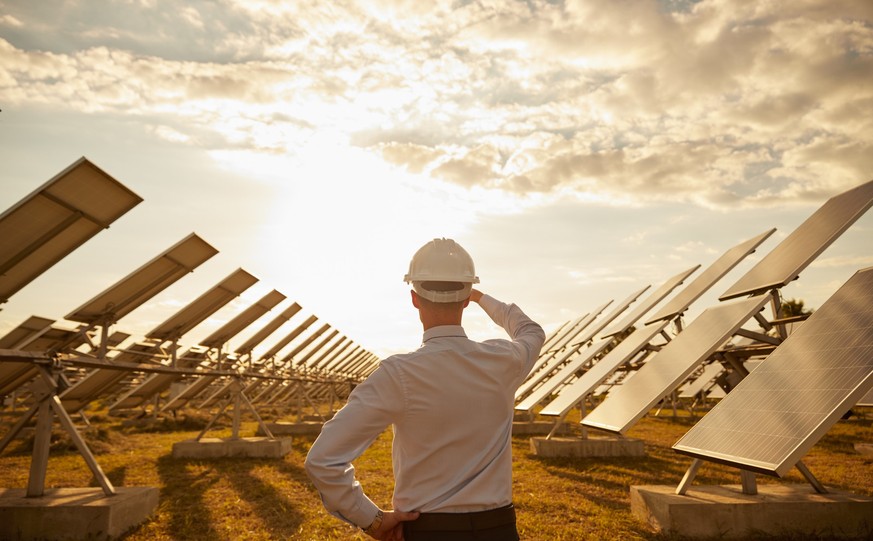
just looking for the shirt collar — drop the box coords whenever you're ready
[422,325,467,343]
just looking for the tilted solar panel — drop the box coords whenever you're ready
[539,320,671,418]
[235,302,302,355]
[674,267,873,476]
[66,233,218,324]
[0,316,55,349]
[146,268,258,342]
[600,266,699,338]
[198,289,286,349]
[260,315,318,361]
[515,337,613,412]
[678,361,724,399]
[582,294,771,434]
[570,286,651,348]
[646,229,775,324]
[0,157,142,304]
[720,179,873,301]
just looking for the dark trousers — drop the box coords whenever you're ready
[402,504,519,541]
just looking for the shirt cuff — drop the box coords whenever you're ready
[348,498,381,530]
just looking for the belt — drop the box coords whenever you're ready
[405,504,516,532]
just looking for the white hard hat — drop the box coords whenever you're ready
[404,238,480,303]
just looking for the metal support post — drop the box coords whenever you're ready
[231,380,242,440]
[796,460,828,494]
[676,459,702,495]
[740,469,757,495]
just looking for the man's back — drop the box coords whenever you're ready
[379,322,538,512]
[307,294,544,522]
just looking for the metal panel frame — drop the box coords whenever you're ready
[0,157,142,304]
[646,229,775,324]
[582,295,771,434]
[146,268,258,342]
[539,320,671,418]
[720,179,873,300]
[65,233,218,325]
[600,266,699,338]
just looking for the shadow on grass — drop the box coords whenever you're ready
[152,452,309,540]
[99,465,127,488]
[154,453,220,540]
[220,457,309,535]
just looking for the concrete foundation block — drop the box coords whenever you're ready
[511,421,569,436]
[303,414,333,422]
[854,442,873,456]
[0,487,158,540]
[258,421,323,436]
[172,437,293,459]
[530,436,645,457]
[631,484,873,539]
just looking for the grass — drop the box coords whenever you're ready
[0,406,871,540]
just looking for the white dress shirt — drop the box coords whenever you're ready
[305,294,545,528]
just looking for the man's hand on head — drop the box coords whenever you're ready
[469,289,484,303]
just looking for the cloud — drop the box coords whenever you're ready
[1,0,871,211]
[811,255,873,269]
[0,14,23,27]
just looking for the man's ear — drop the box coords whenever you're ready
[410,289,420,309]
[462,298,470,308]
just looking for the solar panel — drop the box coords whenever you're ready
[109,348,209,410]
[198,289,285,349]
[322,343,361,372]
[515,338,613,412]
[59,341,163,413]
[674,267,873,476]
[146,268,258,342]
[235,302,302,355]
[522,309,601,385]
[0,320,89,397]
[160,374,220,412]
[281,323,331,364]
[540,320,572,352]
[310,336,349,369]
[0,157,143,304]
[678,362,725,399]
[570,287,650,347]
[538,320,671,418]
[720,179,873,301]
[550,303,609,351]
[600,266,699,338]
[260,314,318,360]
[645,229,775,324]
[65,233,218,324]
[582,294,771,434]
[515,287,652,404]
[0,316,54,349]
[295,329,340,368]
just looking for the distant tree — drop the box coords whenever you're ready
[781,298,813,317]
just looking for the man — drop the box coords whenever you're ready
[305,238,545,540]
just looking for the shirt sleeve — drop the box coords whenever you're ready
[478,294,546,379]
[304,363,404,527]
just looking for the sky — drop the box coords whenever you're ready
[1,0,872,361]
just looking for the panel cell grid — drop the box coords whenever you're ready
[582,294,771,434]
[720,179,873,300]
[674,267,873,476]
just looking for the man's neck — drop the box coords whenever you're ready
[420,312,463,331]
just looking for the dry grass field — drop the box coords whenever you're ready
[0,406,871,541]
